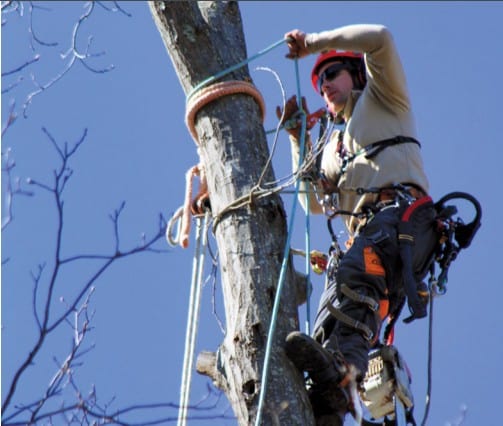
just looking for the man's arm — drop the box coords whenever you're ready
[288,24,411,112]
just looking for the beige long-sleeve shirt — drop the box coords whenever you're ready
[291,24,429,234]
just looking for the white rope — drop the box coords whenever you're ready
[177,211,210,426]
[166,205,184,247]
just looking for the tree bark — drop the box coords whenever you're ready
[149,2,313,425]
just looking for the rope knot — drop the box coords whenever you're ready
[166,163,210,248]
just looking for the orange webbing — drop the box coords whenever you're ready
[190,164,209,216]
[180,164,209,248]
[185,80,266,143]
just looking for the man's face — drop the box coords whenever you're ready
[317,61,354,114]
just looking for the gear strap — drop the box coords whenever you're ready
[399,196,434,323]
[341,283,379,312]
[325,284,380,342]
[326,303,374,342]
[341,136,421,175]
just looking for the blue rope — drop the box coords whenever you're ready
[181,36,314,424]
[293,59,312,335]
[255,58,310,426]
[186,38,288,105]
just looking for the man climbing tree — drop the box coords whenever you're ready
[279,24,438,425]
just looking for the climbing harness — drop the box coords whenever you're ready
[398,194,435,323]
[338,136,421,176]
[313,187,482,425]
[388,189,482,327]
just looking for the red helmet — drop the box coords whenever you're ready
[311,50,366,93]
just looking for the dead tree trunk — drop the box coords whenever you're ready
[149,2,313,425]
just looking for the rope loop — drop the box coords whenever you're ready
[166,205,184,247]
[171,163,210,249]
[185,80,266,144]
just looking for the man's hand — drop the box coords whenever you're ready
[285,29,309,59]
[276,95,311,139]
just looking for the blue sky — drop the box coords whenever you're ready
[2,2,502,425]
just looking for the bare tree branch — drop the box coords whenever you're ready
[1,147,34,232]
[1,1,23,17]
[1,128,167,417]
[3,4,232,425]
[27,1,58,49]
[4,376,235,426]
[31,262,46,331]
[21,1,120,117]
[1,54,41,78]
[1,1,131,120]
[96,1,132,17]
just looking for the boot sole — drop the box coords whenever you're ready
[285,331,340,384]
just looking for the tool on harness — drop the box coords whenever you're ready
[310,250,329,274]
[360,345,416,426]
[397,195,435,324]
[290,248,329,275]
[432,191,482,293]
[400,191,482,323]
[321,186,482,332]
[325,217,345,284]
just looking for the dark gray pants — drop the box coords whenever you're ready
[313,201,438,377]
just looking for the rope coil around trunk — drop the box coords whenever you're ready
[185,80,266,143]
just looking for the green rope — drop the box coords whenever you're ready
[294,58,313,336]
[255,57,310,426]
[181,36,314,425]
[186,38,288,105]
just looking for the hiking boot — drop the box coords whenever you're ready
[309,375,351,416]
[285,331,347,385]
[285,331,351,416]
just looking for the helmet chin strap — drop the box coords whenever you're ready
[327,108,345,125]
[325,97,347,124]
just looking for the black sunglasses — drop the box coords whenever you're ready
[317,63,348,92]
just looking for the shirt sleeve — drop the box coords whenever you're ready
[305,24,411,113]
[289,135,324,215]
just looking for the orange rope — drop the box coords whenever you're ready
[179,80,265,246]
[190,164,209,216]
[185,80,266,143]
[180,166,198,248]
[180,163,210,248]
